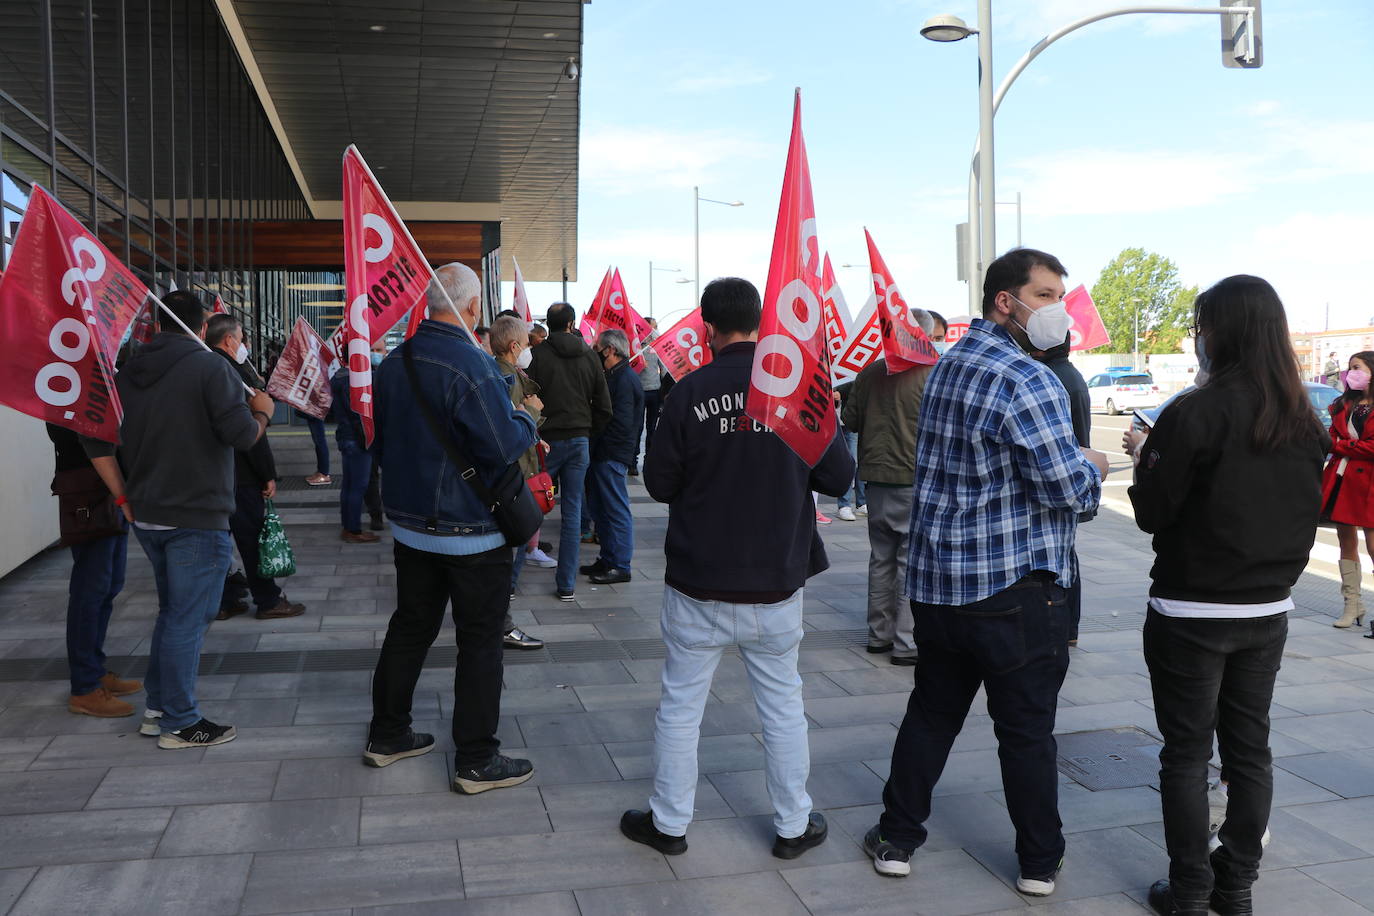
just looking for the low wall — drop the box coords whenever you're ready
[0,407,59,578]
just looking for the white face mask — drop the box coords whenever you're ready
[234,340,249,364]
[515,347,533,369]
[1009,294,1073,351]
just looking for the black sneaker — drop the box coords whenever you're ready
[579,558,610,576]
[773,812,828,859]
[619,809,686,855]
[627,466,639,477]
[369,514,385,532]
[556,588,576,602]
[863,825,912,877]
[503,627,545,650]
[157,717,237,749]
[539,540,553,553]
[1016,857,1063,896]
[453,754,534,794]
[362,730,435,768]
[589,568,632,585]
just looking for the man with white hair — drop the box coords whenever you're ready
[582,329,644,584]
[363,262,540,796]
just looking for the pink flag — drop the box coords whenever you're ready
[832,293,881,383]
[820,254,850,367]
[1065,285,1110,351]
[593,269,654,372]
[650,308,713,381]
[402,301,426,341]
[866,230,938,373]
[744,90,836,467]
[211,295,228,315]
[584,267,613,331]
[511,258,532,322]
[0,186,148,441]
[266,317,334,419]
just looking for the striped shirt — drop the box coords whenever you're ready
[906,319,1101,605]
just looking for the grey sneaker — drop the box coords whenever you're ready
[503,627,545,650]
[139,709,163,736]
[863,825,912,877]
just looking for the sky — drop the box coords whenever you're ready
[516,0,1374,338]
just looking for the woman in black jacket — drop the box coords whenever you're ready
[1123,275,1326,916]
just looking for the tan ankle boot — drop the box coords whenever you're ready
[69,687,135,718]
[1337,559,1365,628]
[100,671,142,696]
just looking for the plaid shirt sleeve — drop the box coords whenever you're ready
[1004,372,1102,515]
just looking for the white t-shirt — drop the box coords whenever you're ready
[1149,596,1293,619]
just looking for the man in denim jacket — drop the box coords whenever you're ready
[362,262,541,796]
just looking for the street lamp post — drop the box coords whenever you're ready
[922,4,1262,313]
[694,186,743,308]
[648,262,681,319]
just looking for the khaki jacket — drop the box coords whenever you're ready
[842,359,930,486]
[497,357,544,478]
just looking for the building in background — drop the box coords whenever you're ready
[1292,328,1374,383]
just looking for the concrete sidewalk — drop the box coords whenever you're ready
[1,428,1373,914]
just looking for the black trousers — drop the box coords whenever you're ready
[1144,609,1286,895]
[880,577,1071,876]
[637,388,663,466]
[365,460,382,519]
[227,485,282,612]
[369,542,510,767]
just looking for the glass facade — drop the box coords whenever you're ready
[0,0,309,365]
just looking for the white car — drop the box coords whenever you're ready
[1087,371,1162,415]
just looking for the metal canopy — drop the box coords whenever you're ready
[225,0,582,281]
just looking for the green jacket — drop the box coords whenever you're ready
[497,356,544,478]
[841,359,930,486]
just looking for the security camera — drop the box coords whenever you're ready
[562,58,579,81]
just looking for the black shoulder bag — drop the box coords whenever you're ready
[402,345,542,547]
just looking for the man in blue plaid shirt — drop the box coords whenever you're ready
[864,249,1110,896]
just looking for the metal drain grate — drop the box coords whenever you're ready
[1056,726,1164,791]
[0,628,871,682]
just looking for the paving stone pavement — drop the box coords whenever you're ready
[2,428,1374,913]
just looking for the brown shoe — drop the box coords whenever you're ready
[69,687,135,718]
[341,529,380,544]
[256,598,306,620]
[215,600,249,621]
[306,472,332,486]
[100,671,142,696]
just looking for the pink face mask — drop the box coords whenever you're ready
[1348,369,1371,391]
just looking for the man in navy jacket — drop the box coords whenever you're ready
[581,328,644,584]
[619,277,855,859]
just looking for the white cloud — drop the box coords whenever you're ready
[1007,148,1259,217]
[580,128,771,196]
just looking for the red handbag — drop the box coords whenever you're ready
[527,442,556,514]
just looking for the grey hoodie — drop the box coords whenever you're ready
[89,332,261,529]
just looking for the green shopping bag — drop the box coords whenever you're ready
[257,498,296,578]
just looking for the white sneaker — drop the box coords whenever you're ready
[858,504,869,516]
[139,709,163,736]
[837,506,856,521]
[525,548,557,568]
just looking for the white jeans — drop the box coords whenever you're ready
[650,585,812,838]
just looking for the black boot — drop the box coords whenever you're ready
[1209,850,1255,915]
[1148,880,1209,916]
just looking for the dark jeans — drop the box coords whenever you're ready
[638,388,663,467]
[66,530,128,695]
[365,459,382,520]
[338,439,372,533]
[227,485,283,612]
[837,428,866,510]
[545,437,589,592]
[305,415,330,475]
[880,577,1071,875]
[370,542,511,767]
[1144,609,1287,896]
[1067,549,1081,642]
[586,459,633,569]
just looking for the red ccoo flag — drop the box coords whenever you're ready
[744,90,836,466]
[511,258,532,322]
[266,317,334,419]
[0,186,147,441]
[820,253,851,367]
[211,295,228,315]
[584,267,613,330]
[402,301,426,341]
[1065,285,1110,351]
[649,308,713,382]
[593,269,654,372]
[831,293,881,383]
[865,230,938,373]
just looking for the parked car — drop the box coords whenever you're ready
[1087,368,1162,415]
[1132,381,1341,433]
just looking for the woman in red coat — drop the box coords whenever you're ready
[1322,350,1374,629]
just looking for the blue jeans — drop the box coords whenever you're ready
[587,460,633,570]
[338,439,372,533]
[134,527,233,731]
[66,530,128,695]
[880,577,1071,875]
[837,429,866,509]
[305,415,330,475]
[545,437,589,592]
[651,586,811,838]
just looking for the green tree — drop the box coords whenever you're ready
[1089,248,1196,355]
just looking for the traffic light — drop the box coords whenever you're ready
[1220,0,1262,69]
